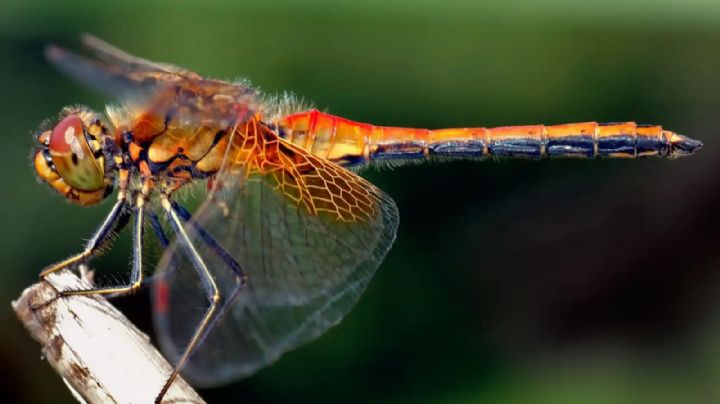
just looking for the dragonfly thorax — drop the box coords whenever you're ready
[33,106,115,205]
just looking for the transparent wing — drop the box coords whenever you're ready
[151,135,399,387]
[46,35,196,97]
[80,34,203,79]
[46,35,257,129]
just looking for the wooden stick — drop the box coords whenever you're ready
[12,271,205,404]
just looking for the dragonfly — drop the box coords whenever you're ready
[31,35,702,403]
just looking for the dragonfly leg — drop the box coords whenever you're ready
[39,192,129,278]
[173,201,246,280]
[156,194,222,404]
[147,201,245,354]
[57,192,147,298]
[141,205,246,288]
[171,201,247,348]
[123,207,174,292]
[148,206,170,247]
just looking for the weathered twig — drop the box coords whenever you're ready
[12,271,205,404]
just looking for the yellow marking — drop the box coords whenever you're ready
[185,127,217,160]
[668,132,688,145]
[662,130,674,146]
[147,124,218,164]
[196,133,244,173]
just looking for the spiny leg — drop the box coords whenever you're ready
[148,201,246,355]
[142,205,245,287]
[39,193,129,278]
[156,194,221,404]
[148,207,171,248]
[58,192,147,298]
[171,201,247,349]
[173,202,245,280]
[31,194,130,311]
[132,207,175,291]
[103,206,168,300]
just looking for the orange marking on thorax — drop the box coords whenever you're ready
[132,112,166,143]
[128,142,142,161]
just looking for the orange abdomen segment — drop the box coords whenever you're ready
[279,110,682,166]
[279,109,370,166]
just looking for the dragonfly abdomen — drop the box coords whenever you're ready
[371,122,698,162]
[278,110,701,167]
[378,122,671,161]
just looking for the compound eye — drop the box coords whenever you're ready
[49,114,104,191]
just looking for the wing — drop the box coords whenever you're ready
[151,135,399,386]
[46,34,201,97]
[46,35,258,130]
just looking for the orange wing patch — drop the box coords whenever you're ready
[270,145,376,222]
[225,119,379,223]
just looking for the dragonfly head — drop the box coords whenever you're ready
[32,106,114,205]
[668,131,703,158]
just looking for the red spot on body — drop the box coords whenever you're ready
[154,279,171,314]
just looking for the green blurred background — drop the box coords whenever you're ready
[2,0,720,403]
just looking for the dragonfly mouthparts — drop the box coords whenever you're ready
[669,133,703,157]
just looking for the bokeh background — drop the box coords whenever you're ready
[2,0,720,403]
